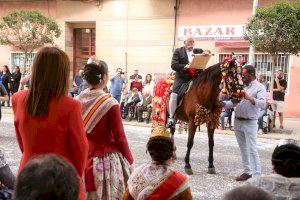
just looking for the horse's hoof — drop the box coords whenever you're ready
[207,167,216,174]
[185,167,193,175]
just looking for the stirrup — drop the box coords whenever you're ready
[166,118,175,128]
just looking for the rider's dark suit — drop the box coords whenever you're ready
[171,47,203,93]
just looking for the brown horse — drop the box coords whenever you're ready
[170,62,224,175]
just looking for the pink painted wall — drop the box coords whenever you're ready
[285,60,300,118]
[177,0,300,118]
[0,1,56,18]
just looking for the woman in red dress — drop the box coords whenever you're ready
[12,47,88,200]
[76,62,134,200]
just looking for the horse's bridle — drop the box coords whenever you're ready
[219,58,245,102]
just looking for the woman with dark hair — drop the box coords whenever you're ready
[12,47,88,200]
[248,140,300,199]
[0,65,11,107]
[76,61,134,200]
[124,127,192,200]
[10,66,22,94]
[15,154,79,200]
[143,73,155,95]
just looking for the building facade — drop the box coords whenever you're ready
[0,0,299,118]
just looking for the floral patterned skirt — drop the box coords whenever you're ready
[86,152,130,200]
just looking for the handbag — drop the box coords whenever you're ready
[0,187,13,200]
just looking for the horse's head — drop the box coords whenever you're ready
[219,57,245,102]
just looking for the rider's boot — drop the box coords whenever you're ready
[166,93,178,128]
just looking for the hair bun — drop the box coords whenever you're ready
[83,61,108,86]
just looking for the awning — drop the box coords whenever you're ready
[215,41,250,48]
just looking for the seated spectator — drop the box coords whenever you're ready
[222,185,274,200]
[248,141,300,199]
[219,108,233,130]
[258,92,274,134]
[137,91,152,123]
[120,89,131,115]
[14,154,79,200]
[123,127,192,200]
[0,149,15,189]
[130,75,142,93]
[123,88,142,120]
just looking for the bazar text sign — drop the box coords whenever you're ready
[178,25,245,41]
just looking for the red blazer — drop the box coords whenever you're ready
[85,105,134,191]
[12,90,89,200]
[130,81,142,93]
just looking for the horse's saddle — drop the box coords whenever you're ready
[177,80,193,107]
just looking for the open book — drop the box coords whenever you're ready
[189,54,211,69]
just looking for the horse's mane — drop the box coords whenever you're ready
[191,62,222,89]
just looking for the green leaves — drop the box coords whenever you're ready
[245,1,300,55]
[0,9,61,52]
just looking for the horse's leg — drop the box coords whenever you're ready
[170,122,177,160]
[184,121,197,175]
[207,123,216,174]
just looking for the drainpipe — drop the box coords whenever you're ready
[173,0,180,52]
[248,0,258,65]
[125,0,129,73]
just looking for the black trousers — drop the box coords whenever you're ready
[137,106,152,120]
[0,165,15,189]
[172,77,190,94]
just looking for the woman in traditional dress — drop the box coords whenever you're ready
[123,127,192,200]
[76,62,134,200]
[12,47,89,200]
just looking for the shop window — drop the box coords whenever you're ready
[254,54,289,87]
[10,52,36,73]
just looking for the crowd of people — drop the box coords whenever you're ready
[0,43,296,200]
[71,65,156,124]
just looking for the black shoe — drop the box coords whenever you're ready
[280,125,284,129]
[138,119,144,122]
[146,119,150,124]
[166,118,175,128]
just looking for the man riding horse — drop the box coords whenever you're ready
[167,36,210,128]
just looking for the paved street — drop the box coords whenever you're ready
[0,113,278,199]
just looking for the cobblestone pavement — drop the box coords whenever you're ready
[0,113,278,200]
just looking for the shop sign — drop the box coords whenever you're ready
[178,25,245,41]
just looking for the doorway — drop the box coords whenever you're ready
[73,28,95,76]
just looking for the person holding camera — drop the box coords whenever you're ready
[109,68,127,103]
